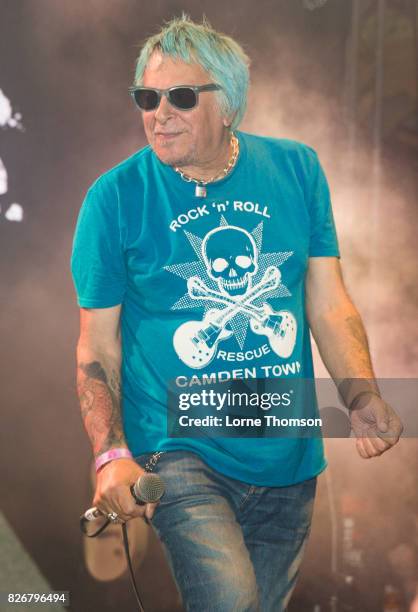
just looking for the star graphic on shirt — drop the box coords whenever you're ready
[164,216,293,349]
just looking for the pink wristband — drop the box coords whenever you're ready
[95,448,133,472]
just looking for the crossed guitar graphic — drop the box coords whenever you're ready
[173,266,297,369]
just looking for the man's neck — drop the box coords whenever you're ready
[176,132,234,182]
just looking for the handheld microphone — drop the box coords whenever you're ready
[82,472,165,522]
[130,472,165,506]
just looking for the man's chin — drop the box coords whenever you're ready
[153,147,191,169]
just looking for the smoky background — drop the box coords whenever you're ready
[0,1,417,610]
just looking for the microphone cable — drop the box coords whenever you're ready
[80,513,145,612]
[80,453,165,612]
[122,521,145,612]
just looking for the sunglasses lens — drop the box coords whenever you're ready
[133,89,159,110]
[169,87,197,109]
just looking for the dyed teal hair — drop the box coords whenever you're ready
[134,15,251,130]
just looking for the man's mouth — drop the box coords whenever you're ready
[155,132,181,139]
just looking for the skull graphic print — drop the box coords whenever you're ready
[202,226,258,296]
[165,218,298,369]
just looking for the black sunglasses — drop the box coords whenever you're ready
[128,84,222,111]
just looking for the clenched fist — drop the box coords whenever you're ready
[349,393,403,459]
[94,458,160,523]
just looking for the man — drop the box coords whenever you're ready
[71,15,403,612]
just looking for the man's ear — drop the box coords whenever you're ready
[223,112,235,128]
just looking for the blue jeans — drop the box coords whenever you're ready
[135,450,316,612]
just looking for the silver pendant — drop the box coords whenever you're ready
[195,184,206,198]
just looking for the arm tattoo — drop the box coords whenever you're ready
[77,360,126,457]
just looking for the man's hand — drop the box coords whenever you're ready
[93,458,160,523]
[349,393,403,458]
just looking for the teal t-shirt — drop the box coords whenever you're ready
[71,130,340,486]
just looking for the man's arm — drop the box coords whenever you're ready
[305,257,403,457]
[77,306,158,522]
[77,306,127,458]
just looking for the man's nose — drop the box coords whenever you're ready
[154,94,174,123]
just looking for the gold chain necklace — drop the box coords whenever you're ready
[174,133,239,198]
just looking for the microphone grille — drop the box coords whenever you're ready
[134,473,165,503]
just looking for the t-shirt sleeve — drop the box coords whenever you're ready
[306,149,340,258]
[71,177,127,308]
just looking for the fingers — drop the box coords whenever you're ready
[144,502,159,521]
[356,437,371,459]
[356,430,397,459]
[94,488,160,524]
[371,418,403,452]
[354,404,403,459]
[356,437,383,459]
[377,415,404,446]
[350,396,403,456]
[367,434,391,454]
[364,436,387,457]
[92,460,163,525]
